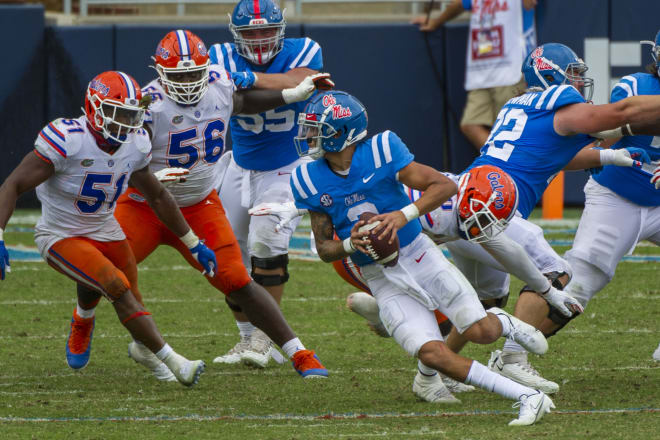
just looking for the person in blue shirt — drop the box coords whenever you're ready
[561,33,660,362]
[463,41,660,376]
[209,0,332,368]
[291,89,557,426]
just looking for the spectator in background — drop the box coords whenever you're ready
[413,0,538,150]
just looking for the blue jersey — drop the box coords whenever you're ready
[291,131,421,267]
[209,38,323,171]
[592,73,660,206]
[467,85,593,218]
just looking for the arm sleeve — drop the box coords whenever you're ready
[480,232,551,293]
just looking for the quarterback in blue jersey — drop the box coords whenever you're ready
[563,33,660,362]
[209,0,332,367]
[292,90,556,426]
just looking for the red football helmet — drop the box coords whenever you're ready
[153,29,210,105]
[84,71,145,144]
[457,165,518,243]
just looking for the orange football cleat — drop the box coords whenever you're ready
[66,309,95,370]
[292,349,328,379]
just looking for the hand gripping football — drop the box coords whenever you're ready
[358,212,399,267]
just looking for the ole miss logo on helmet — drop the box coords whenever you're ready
[531,46,543,59]
[322,94,337,107]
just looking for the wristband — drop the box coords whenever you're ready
[252,72,259,87]
[180,229,200,249]
[590,124,633,139]
[0,227,3,241]
[342,237,356,254]
[400,203,420,223]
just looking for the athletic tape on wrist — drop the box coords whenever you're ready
[343,237,356,254]
[180,229,199,249]
[400,203,420,222]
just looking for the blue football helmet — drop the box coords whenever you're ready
[229,0,285,65]
[294,91,368,160]
[522,43,594,101]
[641,30,660,76]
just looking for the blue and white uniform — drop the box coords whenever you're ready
[210,37,322,264]
[467,84,594,218]
[565,73,660,307]
[293,131,487,356]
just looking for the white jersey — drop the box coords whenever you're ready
[33,116,152,253]
[142,66,235,207]
[404,176,461,243]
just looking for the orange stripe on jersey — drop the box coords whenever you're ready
[33,149,52,164]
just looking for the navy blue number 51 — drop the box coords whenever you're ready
[76,173,127,214]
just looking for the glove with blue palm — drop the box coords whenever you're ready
[180,229,217,277]
[231,71,257,89]
[0,229,10,281]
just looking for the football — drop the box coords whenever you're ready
[358,212,400,267]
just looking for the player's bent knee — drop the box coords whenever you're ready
[251,255,289,286]
[463,316,500,344]
[417,340,452,367]
[103,276,130,301]
[544,304,579,337]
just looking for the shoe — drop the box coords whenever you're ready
[441,374,476,393]
[171,358,206,387]
[292,350,328,378]
[347,292,389,337]
[128,341,176,382]
[653,342,660,362]
[412,371,461,403]
[213,335,250,364]
[509,391,555,426]
[66,309,95,370]
[489,307,548,355]
[242,329,273,368]
[488,350,559,394]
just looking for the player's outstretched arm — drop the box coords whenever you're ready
[247,67,318,90]
[0,151,54,280]
[129,166,217,277]
[370,162,457,244]
[310,210,369,263]
[232,73,333,115]
[564,144,650,171]
[555,95,660,136]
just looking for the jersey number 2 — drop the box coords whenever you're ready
[484,107,528,162]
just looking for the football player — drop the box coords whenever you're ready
[290,89,557,426]
[208,0,330,368]
[78,30,330,381]
[0,71,215,387]
[558,33,660,362]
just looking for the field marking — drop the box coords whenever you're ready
[0,407,658,423]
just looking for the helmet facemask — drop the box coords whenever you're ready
[457,174,513,243]
[564,61,594,102]
[230,17,285,65]
[86,91,145,144]
[155,58,210,105]
[294,113,336,160]
[641,38,660,76]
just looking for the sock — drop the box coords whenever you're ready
[282,338,305,358]
[76,305,95,319]
[155,343,174,361]
[417,359,438,377]
[236,321,255,339]
[494,312,513,338]
[503,339,526,353]
[465,361,536,400]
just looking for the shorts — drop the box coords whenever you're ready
[461,76,526,127]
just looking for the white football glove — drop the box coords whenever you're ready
[542,286,584,317]
[248,202,308,232]
[154,167,189,187]
[282,73,334,104]
[651,164,660,189]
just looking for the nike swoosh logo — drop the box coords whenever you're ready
[415,252,426,263]
[362,173,375,183]
[278,172,291,176]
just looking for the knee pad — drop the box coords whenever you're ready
[225,297,243,313]
[251,254,289,287]
[545,304,578,337]
[480,294,509,310]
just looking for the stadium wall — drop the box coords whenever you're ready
[2,1,658,208]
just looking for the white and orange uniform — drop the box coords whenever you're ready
[115,66,251,294]
[33,116,151,300]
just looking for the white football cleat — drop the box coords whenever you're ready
[488,350,559,394]
[489,307,548,355]
[412,371,461,404]
[441,374,476,393]
[213,335,250,364]
[242,329,273,368]
[509,391,555,426]
[128,341,176,382]
[347,292,390,337]
[172,359,205,387]
[653,342,660,362]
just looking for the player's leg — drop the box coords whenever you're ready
[175,191,327,378]
[46,237,204,386]
[636,204,660,360]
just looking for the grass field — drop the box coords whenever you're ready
[0,209,658,439]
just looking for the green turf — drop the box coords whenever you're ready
[0,209,658,439]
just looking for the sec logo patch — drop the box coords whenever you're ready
[320,193,333,207]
